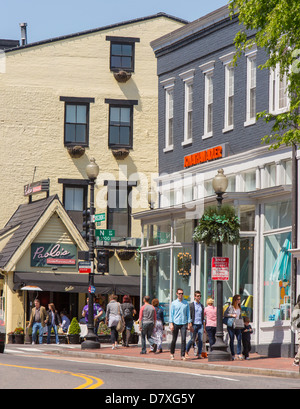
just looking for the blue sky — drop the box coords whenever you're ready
[0,0,228,44]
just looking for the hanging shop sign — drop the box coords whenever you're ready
[31,243,77,267]
[24,179,50,197]
[184,144,226,168]
[211,257,229,281]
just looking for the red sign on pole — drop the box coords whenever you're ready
[211,257,229,281]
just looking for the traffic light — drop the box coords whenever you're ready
[82,208,91,241]
[97,249,109,274]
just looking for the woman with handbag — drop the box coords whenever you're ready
[106,295,123,350]
[224,294,243,360]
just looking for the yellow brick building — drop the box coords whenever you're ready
[0,14,186,335]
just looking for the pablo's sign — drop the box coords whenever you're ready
[31,243,77,267]
[184,145,223,168]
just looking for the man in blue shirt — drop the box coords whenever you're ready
[185,291,205,359]
[169,288,192,360]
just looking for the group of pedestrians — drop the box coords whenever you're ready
[105,294,137,349]
[28,299,70,344]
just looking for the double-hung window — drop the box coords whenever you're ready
[200,61,215,139]
[179,69,194,146]
[245,48,257,126]
[105,99,138,149]
[269,64,289,114]
[106,36,140,72]
[220,52,235,133]
[59,179,88,233]
[60,96,94,147]
[106,181,137,238]
[161,77,175,152]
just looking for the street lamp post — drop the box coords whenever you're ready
[208,169,232,362]
[81,158,101,350]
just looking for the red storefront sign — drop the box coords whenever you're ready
[211,257,229,281]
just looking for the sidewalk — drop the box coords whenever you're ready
[44,343,300,379]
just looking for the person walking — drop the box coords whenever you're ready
[150,299,165,354]
[139,296,157,354]
[291,295,300,366]
[224,294,243,360]
[204,298,217,351]
[121,295,136,347]
[28,299,48,344]
[186,291,205,359]
[46,303,61,344]
[106,295,123,349]
[169,288,192,360]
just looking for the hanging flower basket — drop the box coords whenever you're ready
[193,205,240,246]
[116,249,135,260]
[177,252,192,278]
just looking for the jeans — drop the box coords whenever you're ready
[170,324,187,357]
[47,324,59,344]
[32,322,44,344]
[141,322,155,353]
[206,326,216,351]
[186,324,203,356]
[227,326,242,356]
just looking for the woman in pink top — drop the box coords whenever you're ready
[204,298,217,351]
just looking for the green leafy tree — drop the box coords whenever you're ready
[228,0,300,149]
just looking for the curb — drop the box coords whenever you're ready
[47,348,300,379]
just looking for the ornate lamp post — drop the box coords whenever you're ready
[81,158,101,350]
[208,169,232,361]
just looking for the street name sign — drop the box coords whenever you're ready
[95,229,115,241]
[93,213,106,223]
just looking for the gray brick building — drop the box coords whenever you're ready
[134,6,298,357]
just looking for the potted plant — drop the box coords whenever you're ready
[7,331,15,344]
[129,326,139,344]
[97,321,111,343]
[14,327,25,344]
[67,318,81,344]
[193,205,240,246]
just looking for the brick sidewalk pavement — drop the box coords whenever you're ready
[47,343,300,379]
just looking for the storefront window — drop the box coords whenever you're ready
[173,247,192,302]
[263,231,291,322]
[142,249,171,322]
[263,200,292,322]
[264,201,292,231]
[148,221,172,246]
[238,237,254,321]
[240,205,255,231]
[174,219,193,243]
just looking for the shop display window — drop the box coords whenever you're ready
[142,249,171,323]
[263,231,291,322]
[263,200,292,322]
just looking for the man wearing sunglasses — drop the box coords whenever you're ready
[185,291,205,359]
[169,288,192,360]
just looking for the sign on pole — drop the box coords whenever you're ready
[211,257,229,281]
[95,229,115,241]
[78,261,93,274]
[94,213,106,222]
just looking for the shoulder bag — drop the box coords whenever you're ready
[116,303,125,333]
